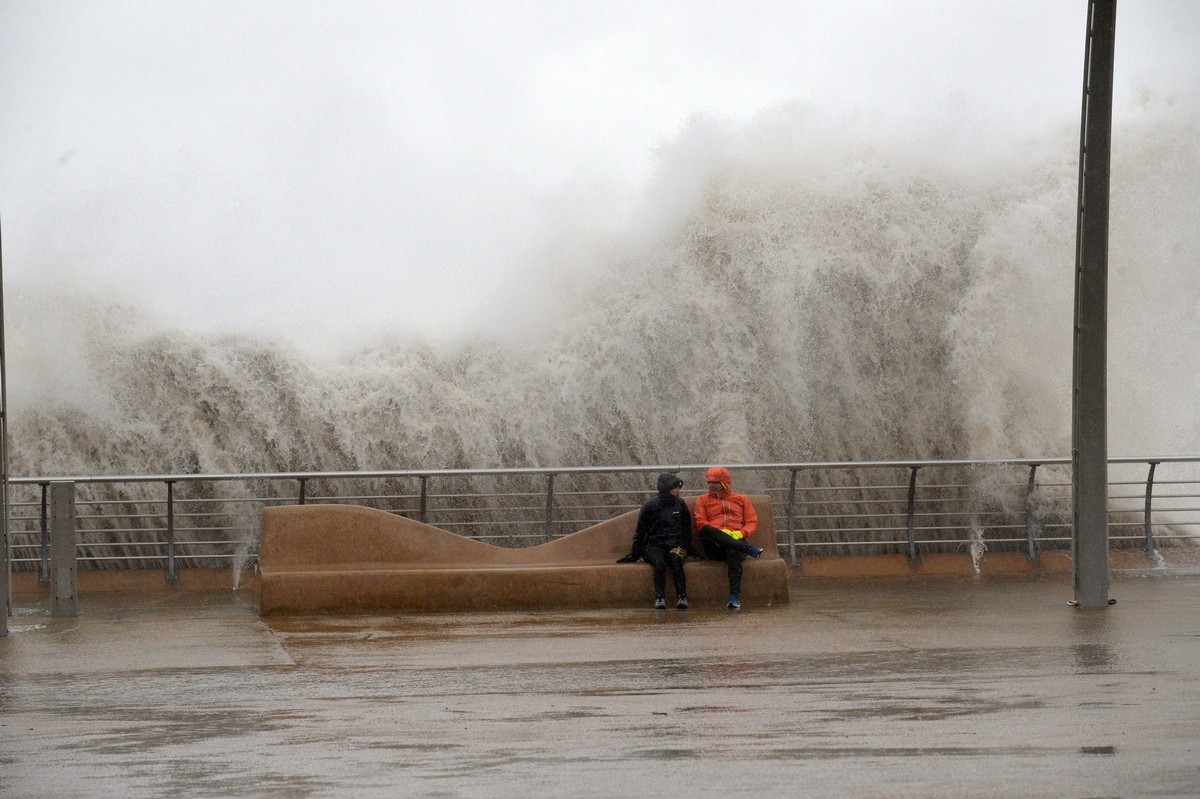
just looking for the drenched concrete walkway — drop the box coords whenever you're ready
[2,571,1199,798]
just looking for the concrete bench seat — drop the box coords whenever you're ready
[258,497,790,614]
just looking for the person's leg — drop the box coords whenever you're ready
[643,546,668,600]
[702,523,761,557]
[666,549,687,602]
[725,547,745,595]
[701,525,745,604]
[702,526,739,581]
[700,525,730,559]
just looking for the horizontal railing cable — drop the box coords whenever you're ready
[7,456,1200,572]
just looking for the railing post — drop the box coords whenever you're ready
[298,478,307,506]
[1144,461,1159,559]
[1024,464,1041,563]
[50,481,78,618]
[418,476,428,524]
[544,473,556,542]
[905,467,920,565]
[39,482,50,583]
[786,469,798,564]
[165,480,178,582]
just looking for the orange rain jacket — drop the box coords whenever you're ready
[693,466,758,539]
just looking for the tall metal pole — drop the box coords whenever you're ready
[1072,0,1117,609]
[1,213,10,636]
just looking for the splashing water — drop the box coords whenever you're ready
[968,519,988,577]
[7,98,1199,489]
[231,539,254,590]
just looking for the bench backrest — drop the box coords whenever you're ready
[260,496,777,569]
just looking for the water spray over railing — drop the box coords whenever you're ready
[6,456,1199,577]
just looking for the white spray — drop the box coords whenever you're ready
[7,98,1198,485]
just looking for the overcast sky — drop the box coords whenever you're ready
[1,0,1197,350]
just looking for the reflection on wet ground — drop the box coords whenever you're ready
[2,573,1199,797]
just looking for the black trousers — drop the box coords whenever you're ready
[700,525,747,594]
[643,545,687,598]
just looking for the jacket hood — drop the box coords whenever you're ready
[656,472,683,495]
[705,466,732,491]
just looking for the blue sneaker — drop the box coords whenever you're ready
[727,593,741,609]
[745,545,763,559]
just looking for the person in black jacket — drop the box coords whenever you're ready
[617,472,697,609]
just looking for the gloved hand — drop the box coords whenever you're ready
[668,546,687,559]
[616,553,639,563]
[722,528,745,540]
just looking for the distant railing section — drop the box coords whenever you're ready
[7,457,1200,575]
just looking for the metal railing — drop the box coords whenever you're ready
[6,456,1200,575]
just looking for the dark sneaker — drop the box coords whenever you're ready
[726,593,741,609]
[745,545,764,559]
[654,596,667,610]
[676,596,689,610]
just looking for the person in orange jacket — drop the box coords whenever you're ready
[693,466,763,609]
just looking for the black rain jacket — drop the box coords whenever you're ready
[630,473,696,559]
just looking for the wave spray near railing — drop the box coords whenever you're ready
[8,458,1200,581]
[4,97,1198,569]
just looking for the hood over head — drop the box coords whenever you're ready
[705,466,732,491]
[656,472,684,495]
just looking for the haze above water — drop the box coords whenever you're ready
[1,1,1198,476]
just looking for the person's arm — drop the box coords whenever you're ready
[692,494,712,531]
[680,501,700,557]
[628,501,653,559]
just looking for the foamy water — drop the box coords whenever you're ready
[7,96,1198,482]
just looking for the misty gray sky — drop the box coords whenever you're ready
[1,1,1197,350]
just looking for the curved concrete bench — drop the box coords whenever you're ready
[258,496,790,613]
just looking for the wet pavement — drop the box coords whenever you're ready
[2,571,1199,798]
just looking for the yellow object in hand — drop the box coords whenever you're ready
[722,529,744,540]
